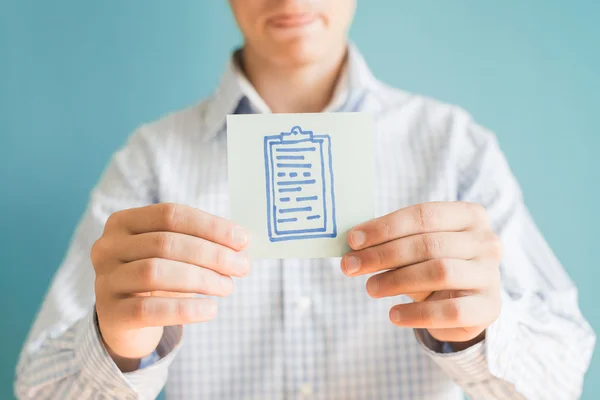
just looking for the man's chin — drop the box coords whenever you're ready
[269,42,335,68]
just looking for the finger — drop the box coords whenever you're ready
[420,326,487,344]
[113,232,251,277]
[415,292,491,343]
[114,297,218,328]
[342,231,494,276]
[388,294,499,329]
[145,291,196,298]
[366,258,495,298]
[105,258,234,297]
[105,203,249,251]
[348,202,488,250]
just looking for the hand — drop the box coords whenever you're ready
[91,203,250,371]
[341,202,502,349]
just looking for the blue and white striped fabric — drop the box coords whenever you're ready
[15,46,595,400]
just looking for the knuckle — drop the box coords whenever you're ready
[417,304,429,322]
[104,211,122,232]
[90,240,101,266]
[444,301,464,323]
[94,275,107,297]
[138,258,162,288]
[430,258,453,285]
[208,215,225,242]
[209,216,218,235]
[379,218,395,240]
[416,203,436,231]
[213,247,226,268]
[153,232,173,258]
[177,300,195,322]
[485,231,503,260]
[90,238,109,267]
[193,270,207,291]
[386,270,404,292]
[389,270,401,287]
[420,234,443,259]
[373,246,386,267]
[131,298,152,324]
[94,295,109,317]
[470,203,489,225]
[159,203,180,231]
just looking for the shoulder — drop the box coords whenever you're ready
[135,98,216,147]
[371,79,496,149]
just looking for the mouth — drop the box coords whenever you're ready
[267,12,319,29]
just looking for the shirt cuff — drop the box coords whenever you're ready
[75,309,183,400]
[139,350,161,369]
[414,294,519,388]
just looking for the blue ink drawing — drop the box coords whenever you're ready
[264,125,337,242]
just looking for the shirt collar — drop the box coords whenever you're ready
[203,43,378,139]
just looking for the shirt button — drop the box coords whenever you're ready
[296,296,312,313]
[297,383,313,398]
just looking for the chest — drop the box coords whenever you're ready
[155,120,461,399]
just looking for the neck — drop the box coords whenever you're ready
[241,44,347,113]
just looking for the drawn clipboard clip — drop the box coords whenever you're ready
[263,126,337,242]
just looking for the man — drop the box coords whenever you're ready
[15,0,595,399]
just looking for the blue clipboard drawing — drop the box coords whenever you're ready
[264,126,337,242]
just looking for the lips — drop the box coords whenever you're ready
[268,13,318,28]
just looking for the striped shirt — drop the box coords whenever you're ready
[15,45,595,400]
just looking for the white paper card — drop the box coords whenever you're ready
[227,112,374,260]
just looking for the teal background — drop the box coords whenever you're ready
[1,0,598,398]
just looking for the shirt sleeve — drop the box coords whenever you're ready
[416,110,596,400]
[14,127,182,400]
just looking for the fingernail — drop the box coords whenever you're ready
[366,278,379,296]
[231,227,249,249]
[218,275,234,292]
[349,230,366,248]
[227,251,250,274]
[390,309,401,323]
[343,255,361,275]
